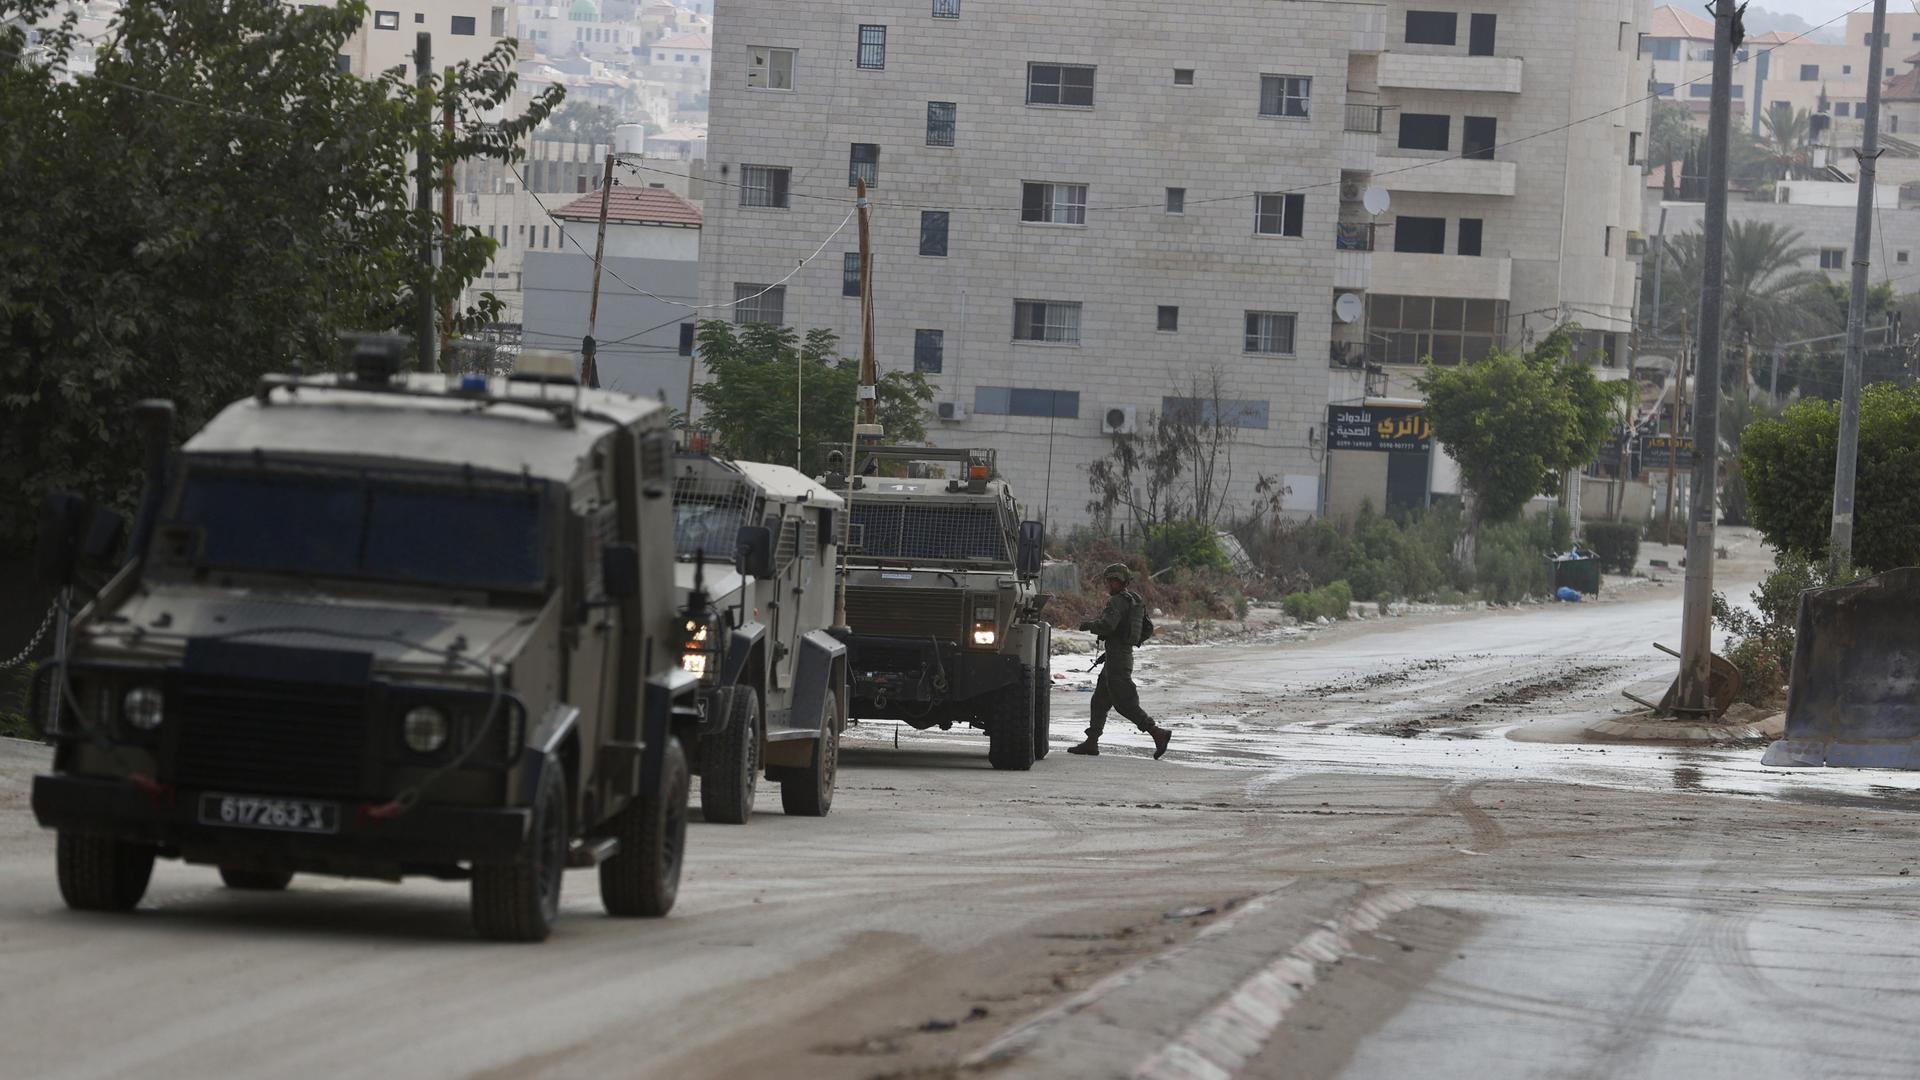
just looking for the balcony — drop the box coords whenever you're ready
[1375,154,1517,197]
[1371,253,1511,301]
[1378,51,1524,94]
[1344,104,1384,133]
[1336,222,1376,251]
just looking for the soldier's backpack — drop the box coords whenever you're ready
[1130,590,1155,646]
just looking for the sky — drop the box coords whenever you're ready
[1757,0,1911,28]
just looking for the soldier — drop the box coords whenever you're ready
[1068,564,1174,759]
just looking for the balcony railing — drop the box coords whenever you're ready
[1344,104,1384,133]
[1336,222,1376,251]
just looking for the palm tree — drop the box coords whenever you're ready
[1657,220,1832,347]
[1759,104,1813,181]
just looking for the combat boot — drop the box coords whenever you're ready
[1149,725,1173,760]
[1067,738,1099,756]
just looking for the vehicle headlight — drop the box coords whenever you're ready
[971,606,999,647]
[681,622,712,677]
[123,686,165,731]
[403,706,450,753]
[972,628,998,646]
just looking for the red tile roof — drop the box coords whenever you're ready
[650,32,711,50]
[552,186,703,227]
[1649,5,1714,41]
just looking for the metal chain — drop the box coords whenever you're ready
[1,602,59,670]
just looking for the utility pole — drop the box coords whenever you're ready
[414,34,436,374]
[440,94,455,353]
[1771,345,1783,402]
[1675,1,1735,716]
[1831,0,1889,570]
[833,179,878,634]
[581,153,617,390]
[1649,207,1669,334]
[1664,314,1688,540]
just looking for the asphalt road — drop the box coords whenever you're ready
[4,540,1918,1079]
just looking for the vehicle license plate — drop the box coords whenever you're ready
[198,793,340,835]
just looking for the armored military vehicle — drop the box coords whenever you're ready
[671,453,847,822]
[830,447,1051,770]
[29,344,700,942]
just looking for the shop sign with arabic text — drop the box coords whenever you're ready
[1327,404,1433,452]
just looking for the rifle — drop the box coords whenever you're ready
[1091,651,1107,669]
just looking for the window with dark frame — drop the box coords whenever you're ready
[973,388,1080,418]
[919,211,950,256]
[1367,295,1507,366]
[932,0,960,17]
[1021,182,1088,225]
[1800,64,1820,81]
[1027,63,1096,107]
[748,46,796,90]
[1394,216,1447,254]
[1243,312,1297,356]
[1255,193,1305,237]
[1166,187,1186,214]
[849,143,879,187]
[1405,10,1458,45]
[1259,74,1311,118]
[842,252,866,297]
[734,284,785,326]
[1468,13,1496,55]
[927,101,957,146]
[1462,116,1497,160]
[678,323,696,357]
[914,330,945,373]
[1820,247,1846,270]
[374,10,399,30]
[1174,68,1195,85]
[1458,218,1483,257]
[451,14,475,35]
[1158,306,1179,332]
[1013,300,1082,344]
[858,25,886,69]
[739,165,791,208]
[1398,113,1451,151]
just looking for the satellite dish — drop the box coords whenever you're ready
[1361,186,1391,216]
[1334,293,1364,324]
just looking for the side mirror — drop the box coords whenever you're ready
[601,542,640,599]
[735,526,775,579]
[33,492,89,588]
[1016,520,1045,577]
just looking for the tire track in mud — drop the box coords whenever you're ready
[1360,662,1627,738]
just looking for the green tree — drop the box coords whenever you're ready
[546,99,620,143]
[1740,382,1920,571]
[1758,103,1814,181]
[690,320,934,472]
[1417,327,1632,529]
[1654,220,1831,351]
[0,0,561,555]
[1647,100,1695,175]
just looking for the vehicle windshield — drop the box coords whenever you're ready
[851,501,1007,562]
[165,462,551,592]
[672,477,755,560]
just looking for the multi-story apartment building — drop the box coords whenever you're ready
[333,0,514,78]
[700,0,1647,526]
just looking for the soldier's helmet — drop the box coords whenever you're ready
[1102,562,1132,584]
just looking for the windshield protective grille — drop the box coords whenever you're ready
[851,502,1006,562]
[672,472,757,560]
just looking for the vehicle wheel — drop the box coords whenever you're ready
[1033,631,1053,761]
[988,664,1037,772]
[700,686,760,825]
[56,831,155,913]
[600,736,690,918]
[219,867,294,891]
[472,758,568,942]
[780,691,838,817]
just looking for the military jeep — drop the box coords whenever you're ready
[29,345,700,942]
[671,453,847,822]
[829,447,1051,770]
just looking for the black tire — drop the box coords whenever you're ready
[56,831,155,913]
[700,686,760,825]
[779,691,838,817]
[472,758,569,942]
[1033,630,1053,761]
[600,736,690,918]
[219,867,294,891]
[988,664,1037,771]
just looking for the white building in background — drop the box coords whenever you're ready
[333,0,513,78]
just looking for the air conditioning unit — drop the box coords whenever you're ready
[935,400,968,421]
[1340,179,1366,203]
[1101,405,1138,436]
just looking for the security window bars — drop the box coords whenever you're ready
[1027,63,1095,107]
[1259,75,1311,118]
[1013,301,1082,344]
[672,474,757,560]
[1255,193,1304,237]
[849,143,880,187]
[734,284,785,326]
[858,25,886,69]
[927,101,957,146]
[851,502,1008,561]
[1244,312,1297,356]
[739,165,791,208]
[932,0,960,17]
[843,253,865,297]
[974,387,1080,418]
[1021,182,1087,225]
[920,211,950,256]
[748,47,795,90]
[914,330,944,373]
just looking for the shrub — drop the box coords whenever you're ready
[1475,514,1555,603]
[1742,383,1920,572]
[1283,580,1353,623]
[1713,553,1874,706]
[1237,516,1344,595]
[1584,522,1642,575]
[1143,520,1231,575]
[1342,505,1449,603]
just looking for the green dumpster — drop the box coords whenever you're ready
[1548,554,1602,596]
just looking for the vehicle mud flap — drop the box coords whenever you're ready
[643,669,700,791]
[1763,568,1920,769]
[771,631,846,740]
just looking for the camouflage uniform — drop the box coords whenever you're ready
[1080,580,1158,740]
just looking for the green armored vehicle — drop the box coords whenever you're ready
[831,447,1051,770]
[671,453,847,822]
[30,344,698,942]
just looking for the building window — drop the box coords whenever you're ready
[1157,306,1180,332]
[1395,216,1447,254]
[1649,38,1680,61]
[491,6,506,37]
[1013,300,1082,344]
[1469,13,1496,55]
[1690,83,1713,98]
[451,14,476,35]
[739,165,791,208]
[1836,102,1852,117]
[734,284,786,325]
[849,143,880,187]
[1653,82,1675,97]
[335,54,352,72]
[974,387,1080,418]
[919,211,950,256]
[374,10,399,30]
[914,330,944,373]
[748,47,795,90]
[1628,131,1642,165]
[1398,113,1451,151]
[1820,248,1846,270]
[1021,182,1088,225]
[1027,63,1096,107]
[542,225,550,248]
[1605,226,1615,257]
[1243,312,1297,356]
[678,323,697,357]
[1800,64,1820,81]
[842,253,865,297]
[1173,68,1195,86]
[415,13,423,22]
[1458,218,1483,257]
[1463,116,1497,160]
[932,0,960,17]
[1162,397,1270,430]
[1866,32,1890,47]
[1404,10,1458,46]
[1166,188,1186,214]
[857,25,886,69]
[1259,74,1311,118]
[1368,295,1507,365]
[1254,193,1305,237]
[1845,64,1855,74]
[927,101,957,146]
